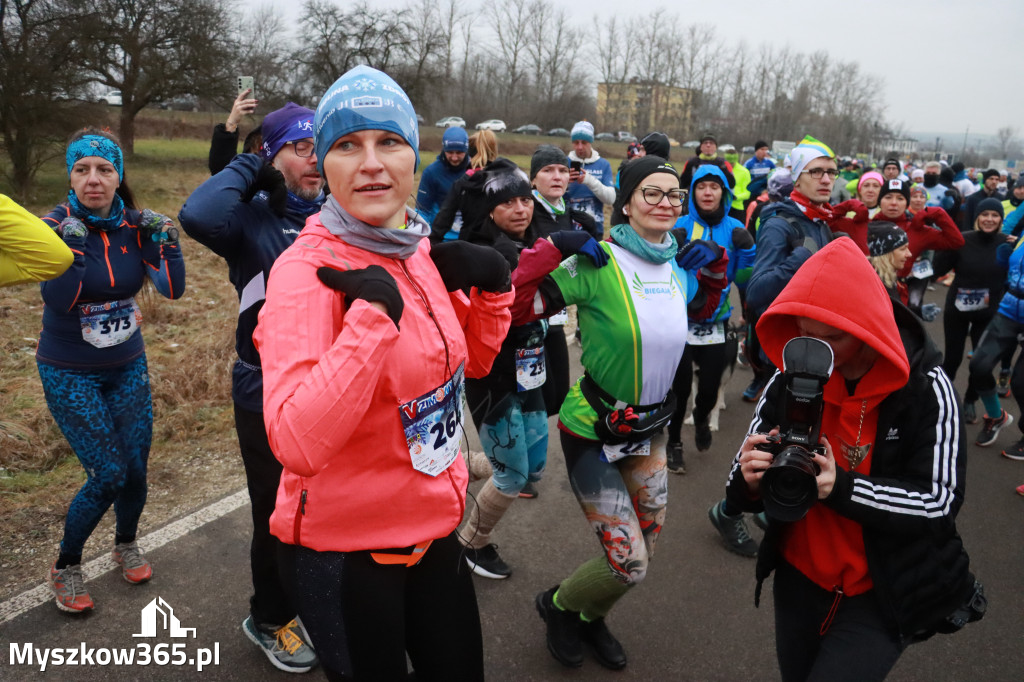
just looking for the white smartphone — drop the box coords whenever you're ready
[236,76,254,98]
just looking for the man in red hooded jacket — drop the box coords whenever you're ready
[725,238,981,681]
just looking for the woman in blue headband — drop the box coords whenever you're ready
[38,127,186,614]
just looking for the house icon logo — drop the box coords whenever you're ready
[133,597,197,638]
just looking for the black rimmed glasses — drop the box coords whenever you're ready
[804,168,839,179]
[287,140,315,158]
[637,186,686,206]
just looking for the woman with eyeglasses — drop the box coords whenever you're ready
[39,127,185,613]
[665,164,755,475]
[510,155,729,670]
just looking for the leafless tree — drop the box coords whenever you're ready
[0,0,97,196]
[486,0,532,117]
[231,5,294,110]
[77,0,234,154]
[996,126,1017,159]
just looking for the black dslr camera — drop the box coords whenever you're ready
[757,337,834,522]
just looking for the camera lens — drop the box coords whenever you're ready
[762,446,819,522]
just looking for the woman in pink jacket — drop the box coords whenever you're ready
[253,66,514,681]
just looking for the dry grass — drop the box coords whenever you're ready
[0,133,246,596]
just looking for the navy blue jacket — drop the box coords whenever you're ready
[416,152,469,226]
[39,205,185,369]
[746,199,833,318]
[179,153,324,411]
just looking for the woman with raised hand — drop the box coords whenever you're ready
[874,178,964,317]
[455,158,605,577]
[253,66,514,681]
[39,128,185,613]
[511,155,729,670]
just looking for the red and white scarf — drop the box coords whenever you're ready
[789,190,835,223]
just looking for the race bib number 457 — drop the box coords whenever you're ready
[399,362,465,477]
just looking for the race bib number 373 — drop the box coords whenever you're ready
[79,297,141,348]
[399,362,465,477]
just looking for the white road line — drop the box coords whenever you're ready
[0,488,249,625]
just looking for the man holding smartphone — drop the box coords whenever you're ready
[209,78,259,175]
[566,121,616,234]
[180,103,323,674]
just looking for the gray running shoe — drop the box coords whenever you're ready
[708,502,758,557]
[243,615,318,673]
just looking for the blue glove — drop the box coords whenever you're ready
[676,239,723,270]
[549,230,609,268]
[920,303,941,322]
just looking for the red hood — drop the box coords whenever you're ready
[756,238,909,399]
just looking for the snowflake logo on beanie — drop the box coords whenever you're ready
[354,78,376,91]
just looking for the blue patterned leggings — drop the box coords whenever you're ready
[37,355,152,558]
[465,381,548,495]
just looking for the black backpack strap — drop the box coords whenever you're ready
[778,212,830,255]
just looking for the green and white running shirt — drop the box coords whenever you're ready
[552,241,695,440]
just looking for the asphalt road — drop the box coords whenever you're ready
[1,289,1021,681]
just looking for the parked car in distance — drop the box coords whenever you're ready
[512,124,542,135]
[416,114,425,124]
[435,116,466,128]
[158,95,198,112]
[97,90,122,106]
[475,119,506,132]
[741,145,756,154]
[595,132,616,141]
[615,131,636,143]
[546,127,571,137]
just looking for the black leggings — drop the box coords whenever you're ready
[773,561,903,682]
[234,405,294,626]
[667,342,730,443]
[941,306,994,403]
[278,533,484,682]
[968,313,1024,431]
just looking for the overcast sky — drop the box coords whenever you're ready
[267,0,1022,139]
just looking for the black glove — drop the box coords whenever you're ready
[548,230,609,267]
[671,227,690,247]
[731,227,754,250]
[429,241,512,293]
[242,163,288,218]
[675,239,723,270]
[316,265,404,328]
